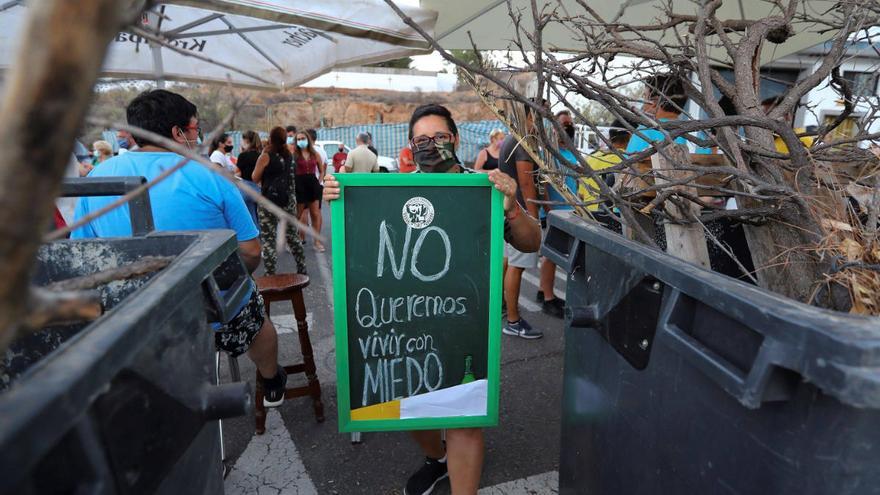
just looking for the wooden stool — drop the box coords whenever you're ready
[254,274,324,434]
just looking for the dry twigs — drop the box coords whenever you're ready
[385,0,880,312]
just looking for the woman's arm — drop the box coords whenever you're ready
[474,149,488,171]
[252,152,270,184]
[487,169,541,253]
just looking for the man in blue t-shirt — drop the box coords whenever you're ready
[626,74,689,154]
[537,110,580,318]
[73,89,288,408]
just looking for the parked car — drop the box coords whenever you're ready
[315,140,398,173]
[376,155,399,173]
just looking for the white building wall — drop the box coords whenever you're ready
[797,57,880,136]
[301,67,457,92]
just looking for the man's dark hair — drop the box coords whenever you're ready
[126,89,198,147]
[306,128,318,141]
[555,109,572,119]
[408,103,458,140]
[285,125,297,134]
[608,119,631,146]
[644,74,687,113]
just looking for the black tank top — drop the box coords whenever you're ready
[261,152,289,186]
[482,148,500,170]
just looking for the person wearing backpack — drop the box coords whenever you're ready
[253,126,307,275]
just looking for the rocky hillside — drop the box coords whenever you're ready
[84,84,495,143]
[267,87,495,128]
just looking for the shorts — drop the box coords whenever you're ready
[215,289,266,357]
[505,242,539,269]
[295,174,321,204]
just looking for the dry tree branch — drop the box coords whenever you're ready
[0,0,147,356]
[383,0,659,243]
[46,256,173,291]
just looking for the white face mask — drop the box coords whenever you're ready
[178,128,199,150]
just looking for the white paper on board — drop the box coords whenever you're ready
[399,379,488,419]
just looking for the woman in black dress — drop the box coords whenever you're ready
[252,126,307,274]
[292,130,326,252]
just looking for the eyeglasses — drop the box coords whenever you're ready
[410,132,454,151]
[182,123,201,135]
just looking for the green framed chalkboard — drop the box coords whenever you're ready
[331,173,504,432]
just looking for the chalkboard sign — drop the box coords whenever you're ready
[331,173,504,432]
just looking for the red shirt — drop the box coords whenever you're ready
[399,146,416,173]
[295,155,318,175]
[332,151,347,173]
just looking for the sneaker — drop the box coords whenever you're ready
[536,290,545,303]
[404,457,448,495]
[542,297,565,318]
[502,318,543,340]
[262,368,288,408]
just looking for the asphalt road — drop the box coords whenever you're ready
[219,204,567,494]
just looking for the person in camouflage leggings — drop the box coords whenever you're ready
[258,162,307,275]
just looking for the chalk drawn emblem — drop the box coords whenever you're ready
[402,197,435,229]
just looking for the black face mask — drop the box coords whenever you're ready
[563,124,575,140]
[413,142,459,173]
[224,144,234,153]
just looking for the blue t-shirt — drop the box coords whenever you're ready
[72,152,258,241]
[626,119,688,154]
[542,149,580,218]
[72,152,259,323]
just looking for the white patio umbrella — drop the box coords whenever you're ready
[423,0,836,64]
[0,0,438,90]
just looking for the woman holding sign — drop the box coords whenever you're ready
[323,104,540,495]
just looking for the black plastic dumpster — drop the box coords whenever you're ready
[0,178,253,494]
[543,211,880,495]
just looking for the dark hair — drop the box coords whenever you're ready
[306,128,318,141]
[267,126,291,159]
[555,109,572,118]
[524,97,549,119]
[126,89,198,147]
[608,119,631,145]
[644,74,687,113]
[718,95,737,116]
[285,125,297,134]
[242,130,262,153]
[408,103,458,140]
[209,132,230,155]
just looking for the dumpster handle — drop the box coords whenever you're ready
[659,289,788,409]
[61,177,155,236]
[203,271,251,324]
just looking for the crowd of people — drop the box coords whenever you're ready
[67,81,755,495]
[63,88,542,495]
